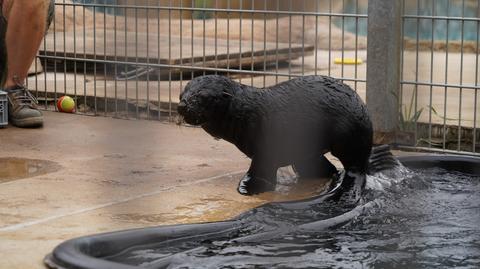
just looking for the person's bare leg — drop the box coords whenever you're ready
[3,0,48,88]
[2,0,50,128]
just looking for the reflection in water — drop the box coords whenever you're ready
[107,166,480,268]
[0,158,60,183]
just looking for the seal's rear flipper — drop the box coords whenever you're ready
[367,144,400,174]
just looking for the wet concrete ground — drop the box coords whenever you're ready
[0,111,335,269]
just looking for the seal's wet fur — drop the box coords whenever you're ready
[178,75,373,196]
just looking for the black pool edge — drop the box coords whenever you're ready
[397,154,480,175]
[44,154,480,269]
[44,221,239,269]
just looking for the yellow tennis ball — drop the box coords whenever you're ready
[57,96,75,113]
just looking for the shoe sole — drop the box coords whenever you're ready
[10,116,44,128]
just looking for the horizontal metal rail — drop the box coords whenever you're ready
[37,54,367,83]
[397,145,480,157]
[403,14,480,22]
[401,80,480,91]
[54,2,369,18]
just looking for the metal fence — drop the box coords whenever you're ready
[400,0,480,154]
[28,0,479,155]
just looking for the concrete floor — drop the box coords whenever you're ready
[0,111,332,269]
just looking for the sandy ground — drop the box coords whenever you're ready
[52,2,366,50]
[0,111,338,269]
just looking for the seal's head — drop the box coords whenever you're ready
[177,75,235,126]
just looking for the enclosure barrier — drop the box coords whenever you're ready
[399,0,480,154]
[0,90,7,127]
[28,0,479,155]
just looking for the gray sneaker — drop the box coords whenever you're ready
[6,86,43,128]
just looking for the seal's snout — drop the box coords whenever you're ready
[177,101,187,115]
[178,75,236,126]
[176,97,207,126]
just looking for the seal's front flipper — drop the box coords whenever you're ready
[237,160,277,195]
[293,155,337,179]
[237,172,276,195]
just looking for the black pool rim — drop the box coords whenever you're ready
[44,154,480,269]
[397,154,480,175]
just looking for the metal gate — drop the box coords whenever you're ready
[27,0,479,155]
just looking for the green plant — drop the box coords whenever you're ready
[399,90,423,132]
[193,0,213,20]
[427,105,461,122]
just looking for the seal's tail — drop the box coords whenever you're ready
[367,144,400,174]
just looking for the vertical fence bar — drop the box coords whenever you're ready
[73,1,78,111]
[215,0,219,76]
[103,4,107,117]
[239,0,243,83]
[354,0,359,91]
[399,0,405,134]
[428,0,436,148]
[301,0,305,76]
[134,6,139,119]
[146,5,150,120]
[83,5,87,114]
[227,0,231,77]
[458,0,466,151]
[474,0,480,152]
[63,0,67,97]
[275,0,279,84]
[341,0,345,82]
[443,0,451,150]
[203,0,207,77]
[124,6,128,118]
[179,1,182,105]
[114,4,118,117]
[263,0,267,87]
[366,0,402,141]
[168,0,172,121]
[287,0,292,79]
[53,0,57,111]
[314,0,318,76]
[328,0,332,77]
[93,3,97,115]
[157,6,161,121]
[191,0,195,80]
[413,0,420,144]
[43,2,49,110]
[251,0,255,86]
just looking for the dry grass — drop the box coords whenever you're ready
[404,39,480,53]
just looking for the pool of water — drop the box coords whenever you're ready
[337,0,479,42]
[0,158,60,183]
[72,0,120,15]
[107,165,480,268]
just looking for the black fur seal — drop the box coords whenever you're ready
[178,75,374,197]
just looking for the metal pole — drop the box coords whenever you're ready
[366,0,402,142]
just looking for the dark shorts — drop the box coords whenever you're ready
[0,0,55,31]
[0,0,55,86]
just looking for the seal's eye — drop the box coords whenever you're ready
[223,92,233,98]
[195,92,211,102]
